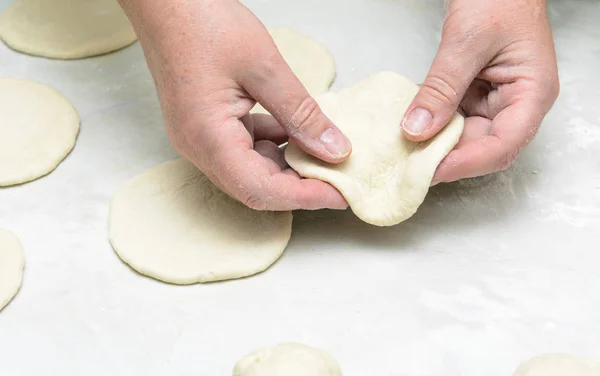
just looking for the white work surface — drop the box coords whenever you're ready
[1,1,599,375]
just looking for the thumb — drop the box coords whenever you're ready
[402,37,490,142]
[241,53,351,164]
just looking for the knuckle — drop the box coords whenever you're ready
[549,74,560,101]
[420,75,460,108]
[495,147,521,172]
[241,193,269,211]
[287,96,322,136]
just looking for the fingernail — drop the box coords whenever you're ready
[403,108,433,136]
[431,179,441,186]
[320,128,351,157]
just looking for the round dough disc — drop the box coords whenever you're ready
[252,28,336,114]
[0,0,137,59]
[109,159,293,285]
[285,71,464,227]
[0,230,25,312]
[233,343,342,376]
[514,354,600,376]
[0,79,80,186]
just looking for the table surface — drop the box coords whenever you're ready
[1,1,599,375]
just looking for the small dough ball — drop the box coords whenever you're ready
[0,229,25,311]
[285,71,464,226]
[0,0,137,59]
[514,354,600,376]
[233,343,342,376]
[252,28,336,114]
[109,159,293,284]
[0,79,80,186]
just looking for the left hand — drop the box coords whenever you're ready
[401,0,559,185]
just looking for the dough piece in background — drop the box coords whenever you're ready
[109,159,293,285]
[0,230,25,312]
[233,343,342,376]
[252,28,336,114]
[513,354,600,376]
[0,79,80,186]
[0,0,137,59]
[285,71,464,227]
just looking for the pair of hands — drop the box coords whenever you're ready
[119,0,559,211]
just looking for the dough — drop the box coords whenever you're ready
[252,28,336,114]
[285,72,464,226]
[0,0,137,59]
[109,159,293,284]
[514,354,600,376]
[0,79,80,186]
[0,230,25,312]
[233,343,343,376]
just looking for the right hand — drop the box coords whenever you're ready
[118,0,351,211]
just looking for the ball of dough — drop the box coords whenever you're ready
[514,354,600,376]
[0,0,137,59]
[285,71,464,227]
[252,28,336,114]
[233,343,343,376]
[0,229,25,312]
[109,159,293,284]
[0,79,80,186]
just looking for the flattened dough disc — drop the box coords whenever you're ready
[252,28,336,114]
[0,229,25,312]
[514,354,600,376]
[109,159,293,285]
[0,0,137,59]
[0,79,80,186]
[285,71,464,226]
[233,343,343,376]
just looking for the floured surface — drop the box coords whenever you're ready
[513,354,600,376]
[0,0,599,375]
[0,79,79,186]
[233,343,342,376]
[109,159,293,284]
[252,28,336,114]
[286,72,464,226]
[0,0,136,59]
[0,230,25,311]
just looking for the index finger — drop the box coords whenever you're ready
[214,140,348,211]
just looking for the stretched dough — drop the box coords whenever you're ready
[233,343,342,376]
[514,354,600,376]
[109,159,293,285]
[285,72,464,226]
[0,79,80,186]
[0,230,25,312]
[0,0,137,59]
[252,28,336,114]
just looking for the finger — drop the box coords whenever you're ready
[402,35,494,142]
[239,42,351,163]
[212,130,348,211]
[254,140,288,171]
[432,101,543,183]
[251,114,288,144]
[228,149,348,210]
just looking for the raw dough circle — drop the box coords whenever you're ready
[233,343,343,376]
[0,230,25,311]
[0,0,137,59]
[285,71,464,227]
[514,354,600,376]
[109,159,293,285]
[0,79,80,186]
[252,28,336,114]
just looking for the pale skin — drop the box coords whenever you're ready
[117,0,559,211]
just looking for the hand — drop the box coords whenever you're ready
[118,0,351,210]
[401,0,559,185]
